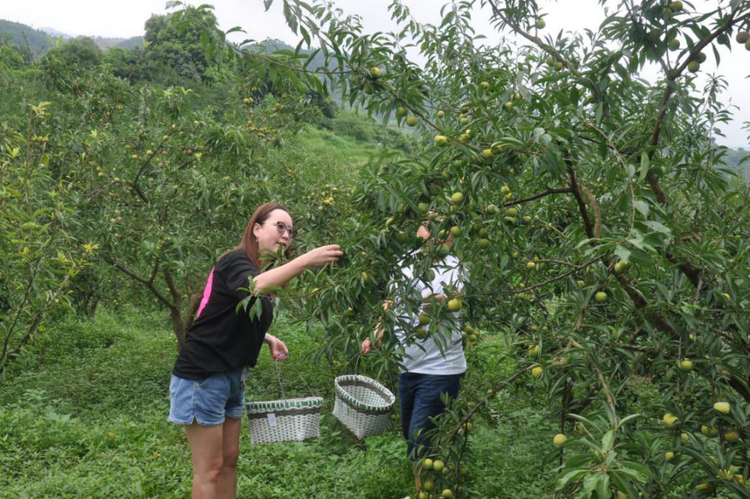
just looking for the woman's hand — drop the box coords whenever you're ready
[303,244,343,267]
[265,334,289,361]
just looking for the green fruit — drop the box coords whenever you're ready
[435,135,448,144]
[577,280,585,287]
[663,413,678,427]
[418,202,429,213]
[536,18,546,29]
[680,432,689,443]
[369,67,383,78]
[665,451,675,461]
[441,489,453,498]
[614,261,627,274]
[480,81,490,88]
[501,185,511,194]
[554,61,564,71]
[507,207,517,216]
[531,366,543,379]
[526,261,536,270]
[697,52,707,62]
[669,1,683,11]
[482,148,494,159]
[437,110,445,118]
[595,291,607,302]
[679,359,693,371]
[396,106,407,118]
[396,231,409,243]
[552,433,567,446]
[477,238,490,249]
[746,38,750,50]
[433,460,444,472]
[528,345,539,356]
[714,401,730,414]
[406,116,419,126]
[486,204,497,214]
[423,480,434,491]
[688,60,700,72]
[451,192,464,204]
[724,430,740,443]
[450,226,460,237]
[460,103,470,113]
[423,458,433,470]
[447,298,462,312]
[668,38,681,51]
[702,425,719,437]
[737,32,750,44]
[546,56,554,65]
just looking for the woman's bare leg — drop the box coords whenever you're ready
[185,423,224,499]
[217,417,242,499]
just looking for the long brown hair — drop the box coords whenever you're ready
[235,203,293,268]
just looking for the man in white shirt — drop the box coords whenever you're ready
[362,223,466,460]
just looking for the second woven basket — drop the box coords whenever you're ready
[333,374,395,439]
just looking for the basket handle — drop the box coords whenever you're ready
[273,358,316,398]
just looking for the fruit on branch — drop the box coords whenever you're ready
[553,433,567,446]
[447,298,462,312]
[406,116,419,127]
[396,106,407,118]
[714,401,730,414]
[679,359,693,371]
[663,413,678,427]
[536,18,546,29]
[531,366,543,379]
[724,430,739,443]
[688,60,700,72]
[595,291,608,302]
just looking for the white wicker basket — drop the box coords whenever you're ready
[246,397,323,445]
[333,375,395,440]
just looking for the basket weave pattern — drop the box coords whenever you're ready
[333,375,395,439]
[246,397,323,445]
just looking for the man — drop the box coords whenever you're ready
[361,222,466,468]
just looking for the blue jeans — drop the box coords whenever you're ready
[398,372,463,459]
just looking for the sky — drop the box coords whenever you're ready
[2,0,747,147]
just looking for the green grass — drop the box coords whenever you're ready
[0,308,558,498]
[294,125,381,166]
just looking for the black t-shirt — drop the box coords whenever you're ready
[173,250,274,379]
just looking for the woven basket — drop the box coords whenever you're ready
[246,397,323,445]
[333,375,395,439]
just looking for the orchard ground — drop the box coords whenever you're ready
[0,306,698,498]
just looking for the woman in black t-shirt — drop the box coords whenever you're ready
[169,202,342,499]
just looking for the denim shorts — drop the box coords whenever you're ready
[169,368,244,426]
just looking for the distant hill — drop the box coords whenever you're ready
[0,20,143,54]
[39,26,71,39]
[721,147,749,182]
[0,19,52,55]
[116,36,144,50]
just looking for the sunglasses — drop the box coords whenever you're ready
[266,220,297,239]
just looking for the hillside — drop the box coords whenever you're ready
[0,19,51,55]
[0,20,143,54]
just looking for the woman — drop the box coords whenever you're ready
[169,202,342,499]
